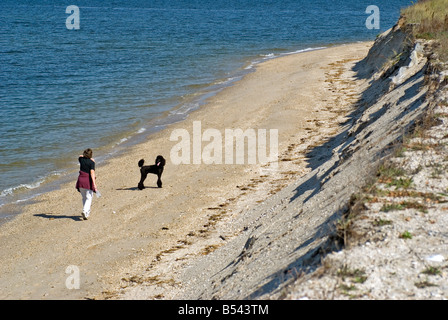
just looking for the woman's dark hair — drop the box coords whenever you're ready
[83,148,93,159]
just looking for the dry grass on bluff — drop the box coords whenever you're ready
[401,0,448,60]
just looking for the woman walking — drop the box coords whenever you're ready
[75,148,97,220]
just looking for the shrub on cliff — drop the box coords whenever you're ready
[401,0,448,60]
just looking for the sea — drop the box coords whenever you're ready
[0,0,413,221]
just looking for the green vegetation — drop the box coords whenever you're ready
[401,0,448,60]
[422,266,441,275]
[387,177,413,189]
[381,201,427,213]
[376,163,413,189]
[399,230,413,239]
[381,203,406,212]
[377,164,405,180]
[336,265,368,297]
[415,279,438,288]
[337,265,367,283]
[372,218,393,226]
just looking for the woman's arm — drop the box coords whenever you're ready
[90,169,97,191]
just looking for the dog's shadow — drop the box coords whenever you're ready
[34,213,82,221]
[116,186,160,191]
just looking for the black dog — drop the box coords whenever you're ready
[138,155,166,189]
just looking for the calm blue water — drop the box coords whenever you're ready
[0,0,412,210]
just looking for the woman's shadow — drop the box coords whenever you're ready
[34,213,83,221]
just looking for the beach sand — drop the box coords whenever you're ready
[0,42,372,299]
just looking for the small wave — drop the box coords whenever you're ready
[260,53,275,58]
[0,182,45,209]
[112,127,147,147]
[117,137,129,145]
[245,53,277,70]
[283,47,327,56]
[1,182,43,198]
[213,77,237,86]
[112,128,148,147]
[0,172,62,199]
[244,47,326,70]
[170,102,200,115]
[244,62,257,70]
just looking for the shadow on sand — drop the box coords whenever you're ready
[34,213,83,221]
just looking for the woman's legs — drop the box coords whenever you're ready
[79,187,93,219]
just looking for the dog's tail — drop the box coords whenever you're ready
[138,159,145,167]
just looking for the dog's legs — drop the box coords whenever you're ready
[157,173,162,188]
[138,171,148,190]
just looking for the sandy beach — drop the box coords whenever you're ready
[0,42,372,299]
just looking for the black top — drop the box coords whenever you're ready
[79,157,95,174]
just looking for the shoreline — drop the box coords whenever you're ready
[0,45,328,225]
[0,41,373,299]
